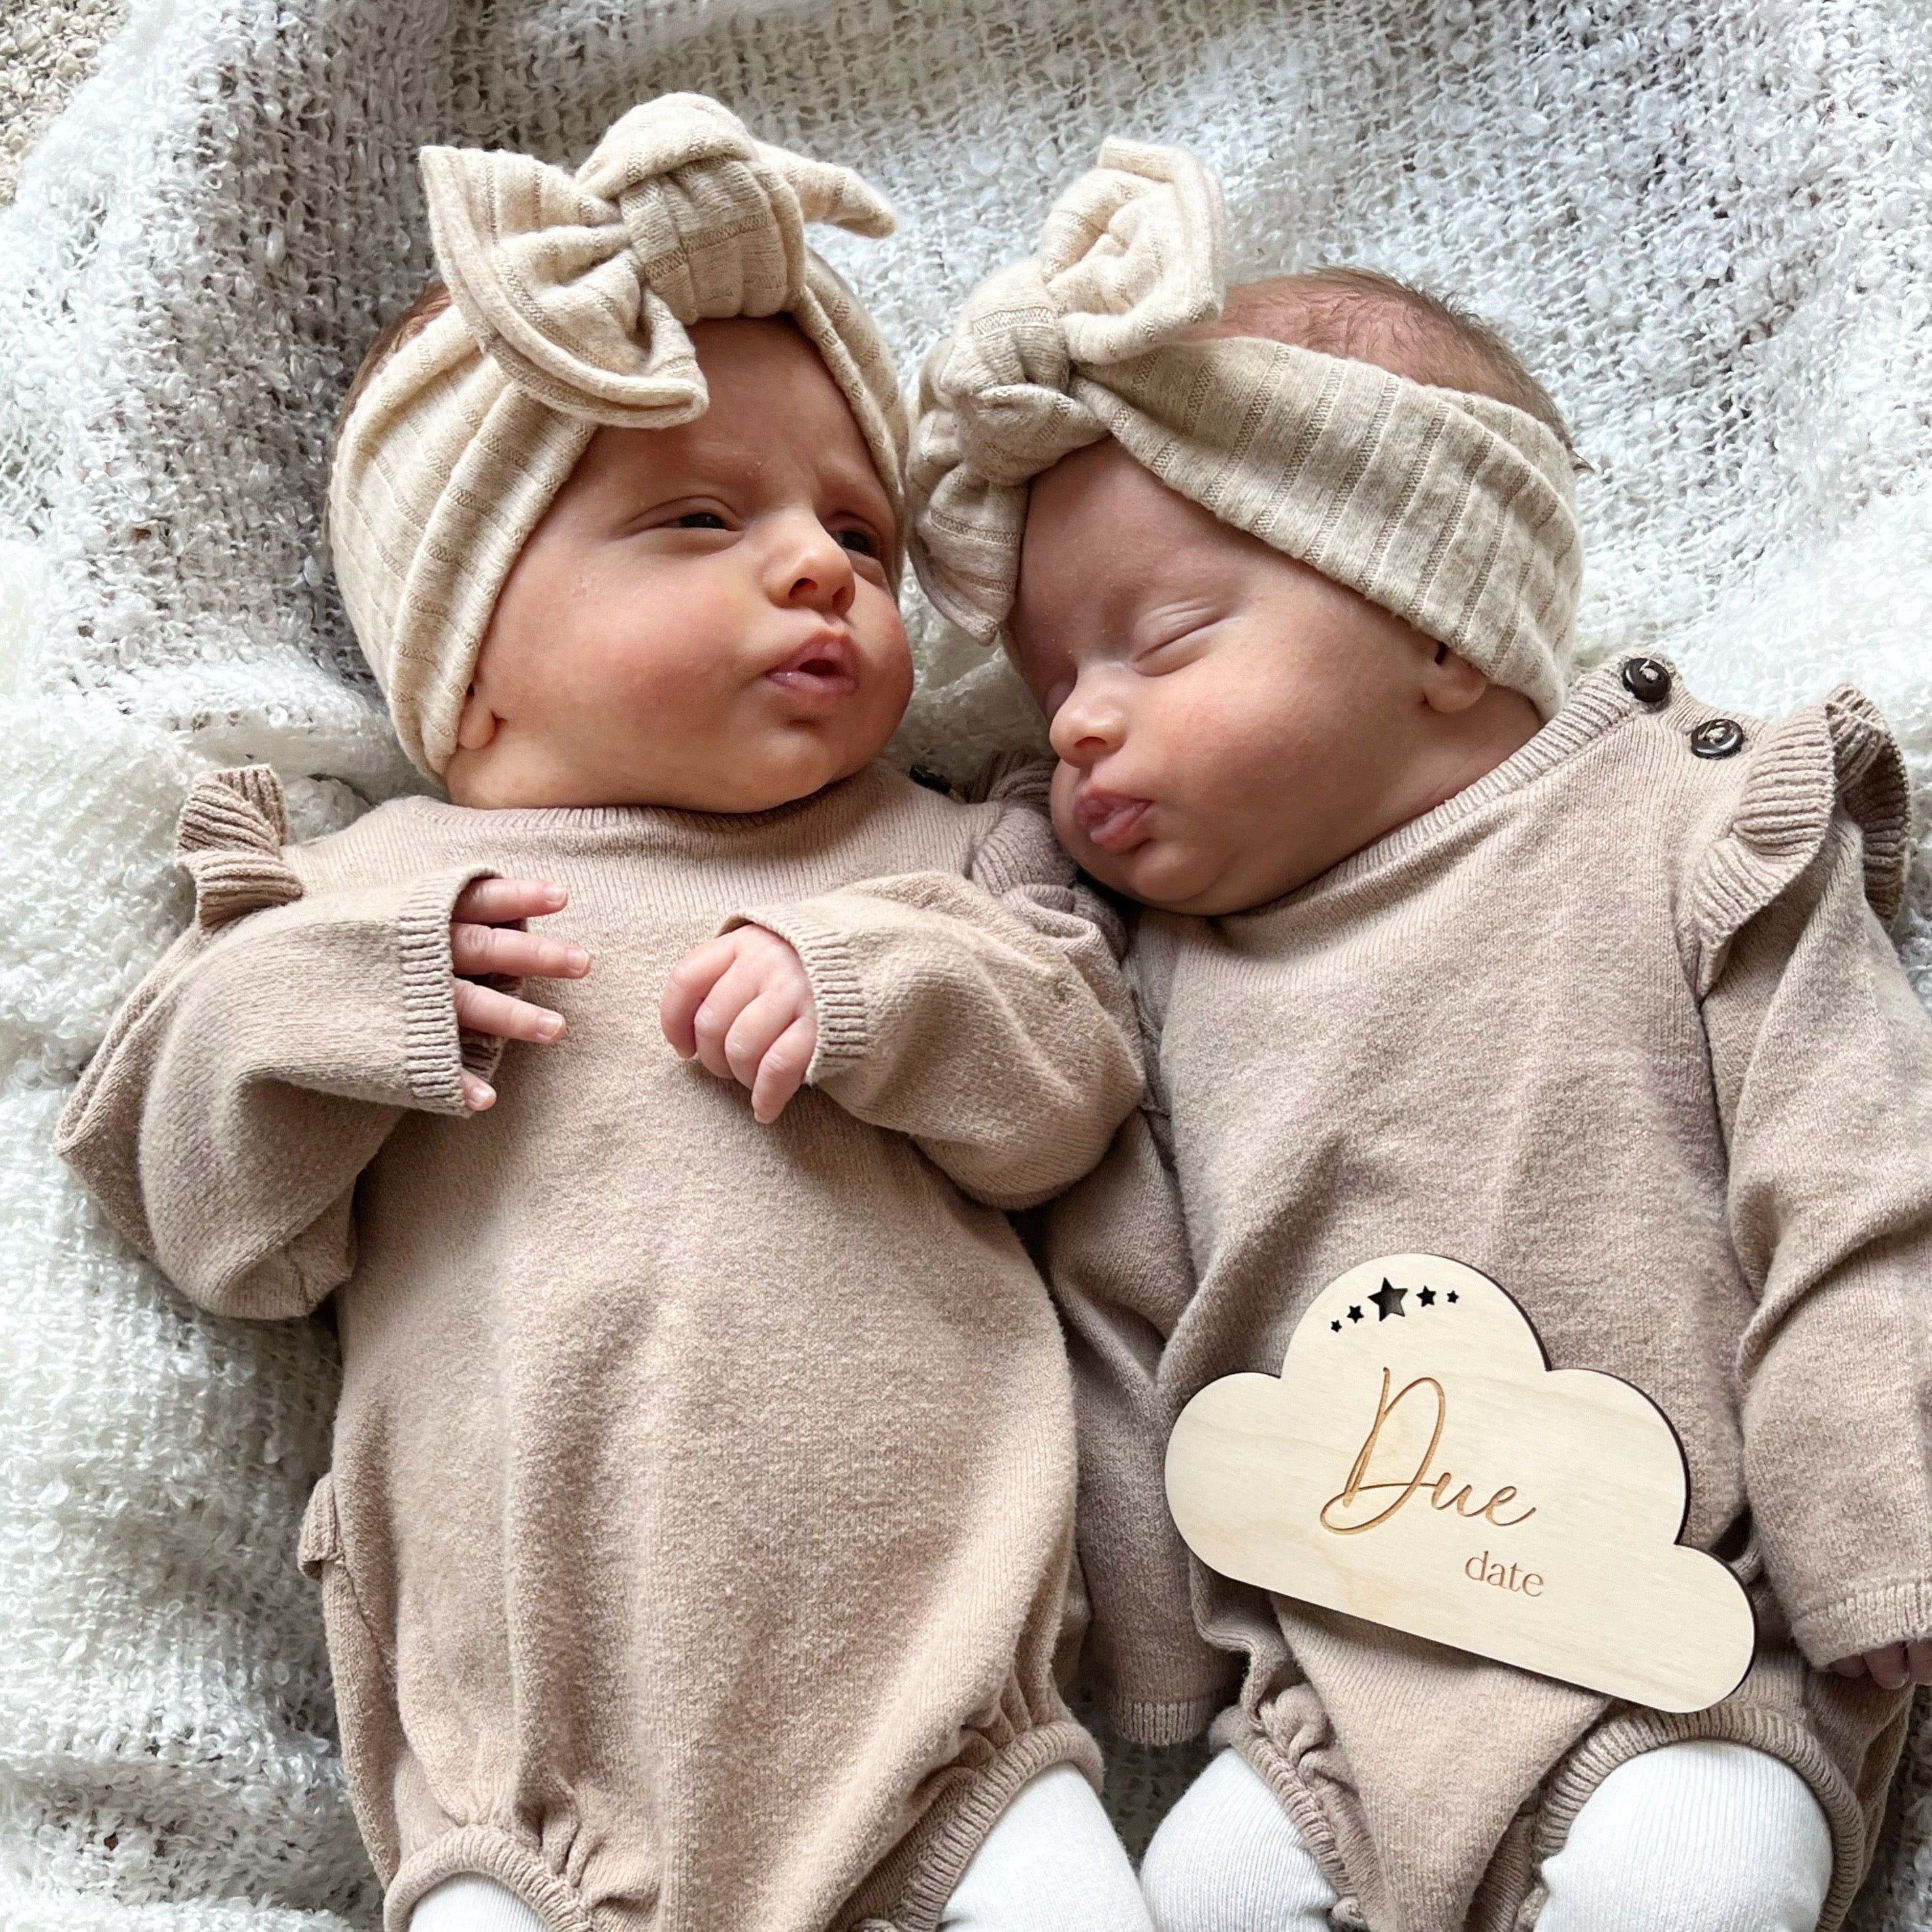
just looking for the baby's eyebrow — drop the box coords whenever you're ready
[813,453,897,518]
[649,439,891,522]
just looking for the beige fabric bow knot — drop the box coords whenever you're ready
[916,139,1222,490]
[909,140,1582,720]
[421,93,895,431]
[330,93,905,778]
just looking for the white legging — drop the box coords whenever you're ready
[409,1763,1152,1931]
[1141,1741,1835,1932]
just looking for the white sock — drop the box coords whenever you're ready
[408,1873,549,1932]
[941,1761,1154,1931]
[1537,1740,1833,1932]
[1139,1750,1337,1932]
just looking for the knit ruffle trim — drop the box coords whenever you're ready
[174,764,305,927]
[1688,685,1911,997]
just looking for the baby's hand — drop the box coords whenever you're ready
[660,926,817,1124]
[1827,1641,1932,1691]
[450,878,590,1111]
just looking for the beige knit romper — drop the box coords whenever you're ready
[58,758,1141,1932]
[1041,661,1932,1932]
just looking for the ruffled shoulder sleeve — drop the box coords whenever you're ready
[1686,686,1910,996]
[175,765,306,928]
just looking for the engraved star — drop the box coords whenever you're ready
[1347,1305,1364,1324]
[1369,1279,1407,1321]
[1446,1290,1459,1304]
[1418,1287,1437,1307]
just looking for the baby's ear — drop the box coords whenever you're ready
[456,684,499,750]
[1420,639,1489,716]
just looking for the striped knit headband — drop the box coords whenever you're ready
[328,93,906,779]
[908,141,1582,719]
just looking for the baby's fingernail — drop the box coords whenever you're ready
[565,946,590,974]
[467,1080,495,1110]
[539,1012,565,1041]
[544,882,567,907]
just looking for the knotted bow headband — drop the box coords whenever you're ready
[328,93,907,778]
[908,140,1582,718]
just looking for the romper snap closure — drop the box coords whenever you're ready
[1691,718,1746,759]
[1621,657,1672,705]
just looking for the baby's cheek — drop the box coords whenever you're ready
[859,599,915,703]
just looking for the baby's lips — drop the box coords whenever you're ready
[1070,785,1154,854]
[763,627,859,706]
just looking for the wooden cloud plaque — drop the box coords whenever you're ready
[1165,1254,1754,1713]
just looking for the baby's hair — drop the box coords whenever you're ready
[333,280,454,452]
[1186,269,1576,458]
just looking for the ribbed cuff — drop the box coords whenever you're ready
[1789,1574,1932,1667]
[384,1825,594,1932]
[722,903,869,1082]
[1101,1684,1229,1746]
[395,866,501,1114]
[880,1716,1103,1932]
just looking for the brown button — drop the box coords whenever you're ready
[1690,718,1745,759]
[1621,657,1672,704]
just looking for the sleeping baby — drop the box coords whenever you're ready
[56,97,1160,1932]
[908,141,1932,1932]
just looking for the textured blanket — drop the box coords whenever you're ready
[2,2,1930,1926]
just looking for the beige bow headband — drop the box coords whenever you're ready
[908,141,1581,718]
[328,93,907,778]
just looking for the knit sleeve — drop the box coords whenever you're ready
[1690,696,1932,1665]
[54,767,503,1322]
[725,772,1141,1209]
[1026,1099,1241,1743]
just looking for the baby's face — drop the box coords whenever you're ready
[1008,440,1502,916]
[446,317,910,811]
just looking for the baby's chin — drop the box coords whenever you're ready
[686,737,886,814]
[490,728,886,814]
[1056,814,1242,916]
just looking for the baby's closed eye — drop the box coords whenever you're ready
[1131,624,1218,670]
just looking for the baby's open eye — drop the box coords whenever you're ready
[836,529,879,558]
[671,511,728,530]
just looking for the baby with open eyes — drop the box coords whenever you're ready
[910,142,1932,1932]
[56,97,1161,1932]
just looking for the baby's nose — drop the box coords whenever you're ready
[790,567,854,614]
[1049,695,1122,765]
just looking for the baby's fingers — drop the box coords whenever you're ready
[454,978,565,1043]
[452,877,567,925]
[723,990,806,1093]
[1864,1644,1911,1691]
[661,936,740,1058]
[452,922,590,982]
[749,1016,816,1124]
[688,958,769,1080]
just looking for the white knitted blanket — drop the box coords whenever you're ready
[3,2,1931,1925]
